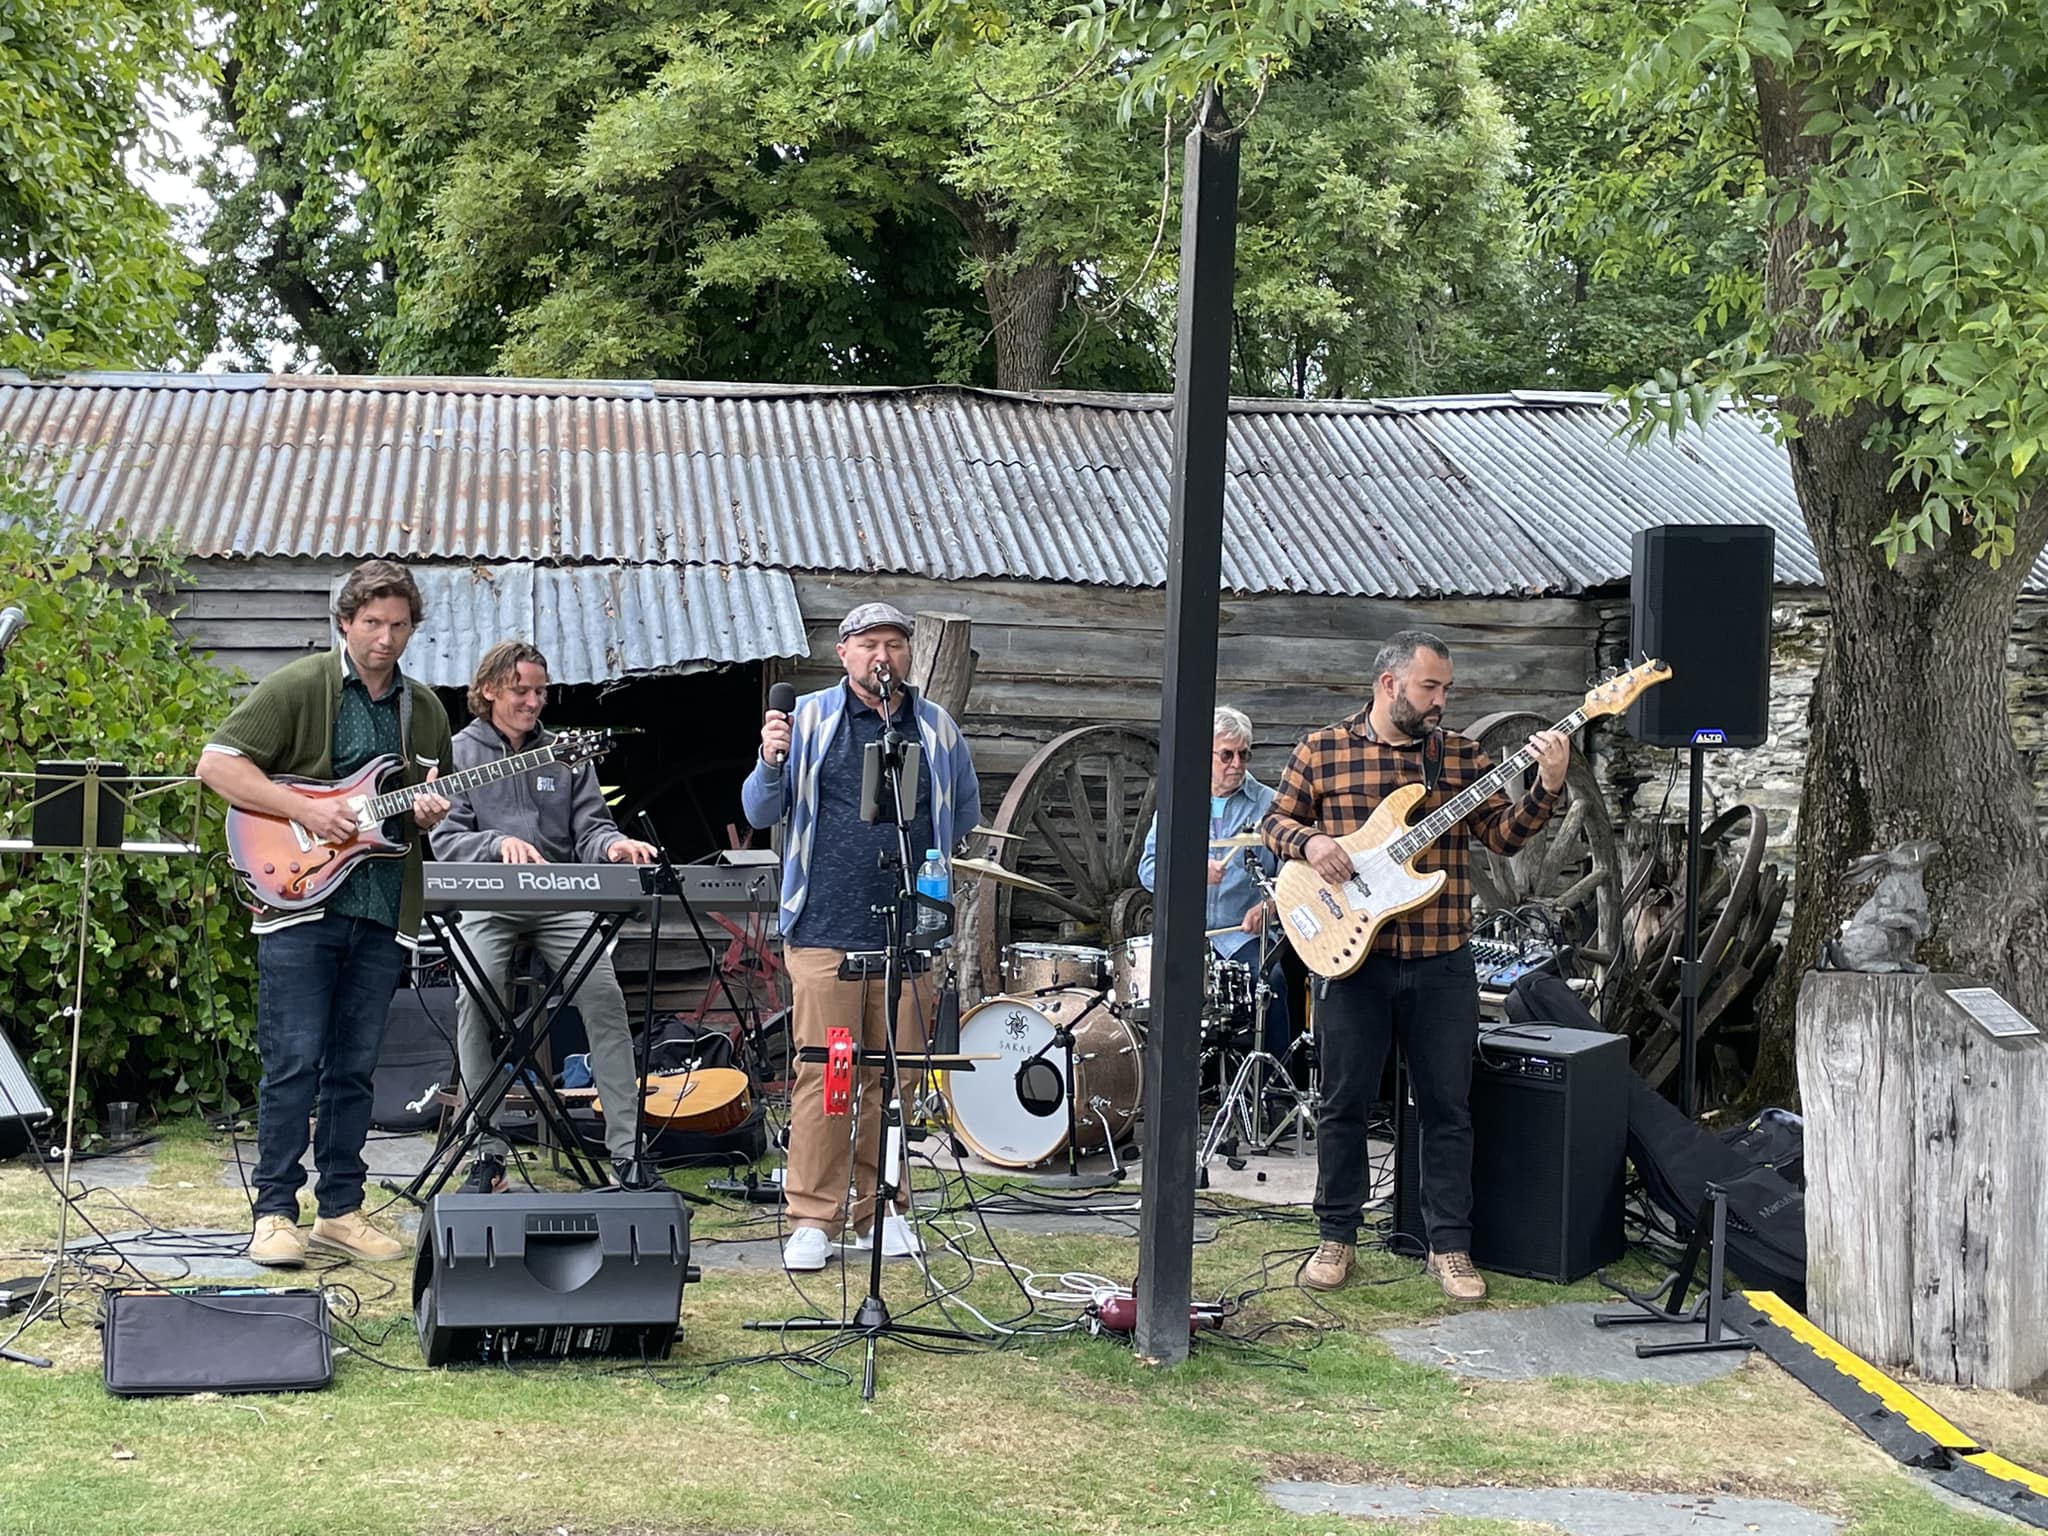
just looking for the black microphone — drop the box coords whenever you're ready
[766,681,796,765]
[0,606,25,666]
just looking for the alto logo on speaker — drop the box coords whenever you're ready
[1691,729,1728,745]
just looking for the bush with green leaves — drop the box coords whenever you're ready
[0,453,257,1123]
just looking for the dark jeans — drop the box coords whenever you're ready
[1313,946,1479,1251]
[253,916,407,1220]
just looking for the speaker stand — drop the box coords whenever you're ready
[1593,1184,1755,1357]
[1679,743,1706,1118]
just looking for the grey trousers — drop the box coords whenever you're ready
[451,909,641,1164]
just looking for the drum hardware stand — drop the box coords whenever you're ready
[745,666,983,1400]
[1200,856,1314,1176]
[1014,990,1124,1189]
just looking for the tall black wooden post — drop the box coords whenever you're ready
[1136,88,1239,1365]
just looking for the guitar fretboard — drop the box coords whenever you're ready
[1384,708,1587,864]
[362,742,575,821]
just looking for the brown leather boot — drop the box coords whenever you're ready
[1301,1240,1355,1291]
[1427,1249,1486,1302]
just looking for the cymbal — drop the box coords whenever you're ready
[951,855,1060,897]
[968,825,1026,843]
[1209,832,1264,850]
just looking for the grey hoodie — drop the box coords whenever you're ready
[432,718,626,866]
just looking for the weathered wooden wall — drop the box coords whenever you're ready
[169,557,348,680]
[783,574,1605,810]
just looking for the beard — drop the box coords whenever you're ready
[1390,693,1441,739]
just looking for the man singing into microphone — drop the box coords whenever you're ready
[742,603,982,1272]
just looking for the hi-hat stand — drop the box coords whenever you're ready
[0,764,202,1364]
[1201,852,1312,1173]
[743,667,983,1399]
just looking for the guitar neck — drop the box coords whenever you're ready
[361,743,569,821]
[1385,708,1587,864]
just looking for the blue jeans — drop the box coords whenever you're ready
[253,916,407,1220]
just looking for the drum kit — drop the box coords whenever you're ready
[936,832,1314,1177]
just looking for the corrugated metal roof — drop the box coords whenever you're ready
[2,371,2002,595]
[387,563,807,687]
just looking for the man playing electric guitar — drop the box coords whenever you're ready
[1262,630,1568,1300]
[196,559,454,1268]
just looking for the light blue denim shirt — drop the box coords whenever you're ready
[1137,772,1279,958]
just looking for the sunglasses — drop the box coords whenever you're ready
[1213,747,1251,762]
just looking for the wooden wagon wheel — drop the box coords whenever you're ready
[978,725,1160,986]
[1464,710,1624,981]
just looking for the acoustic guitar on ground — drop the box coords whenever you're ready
[1271,660,1671,980]
[225,730,613,915]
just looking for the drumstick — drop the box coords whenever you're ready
[1206,925,1243,937]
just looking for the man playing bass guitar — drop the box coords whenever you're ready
[196,560,453,1268]
[1262,630,1568,1300]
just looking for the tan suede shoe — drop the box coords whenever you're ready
[247,1214,308,1268]
[311,1208,405,1262]
[1301,1239,1355,1291]
[1427,1249,1487,1302]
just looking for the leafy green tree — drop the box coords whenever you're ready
[0,452,258,1118]
[187,0,392,372]
[1470,0,1759,390]
[0,0,200,371]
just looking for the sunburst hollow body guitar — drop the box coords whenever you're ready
[1273,660,1670,980]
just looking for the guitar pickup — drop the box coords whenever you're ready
[287,820,313,853]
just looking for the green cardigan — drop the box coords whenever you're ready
[208,648,453,941]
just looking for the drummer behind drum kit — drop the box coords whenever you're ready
[938,832,1305,1180]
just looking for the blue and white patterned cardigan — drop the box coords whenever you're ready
[741,684,982,932]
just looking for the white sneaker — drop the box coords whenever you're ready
[781,1226,832,1272]
[860,1212,922,1257]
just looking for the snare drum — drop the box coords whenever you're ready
[1000,942,1110,994]
[1112,934,1255,1021]
[945,991,1144,1167]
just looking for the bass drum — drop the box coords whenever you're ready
[945,991,1144,1168]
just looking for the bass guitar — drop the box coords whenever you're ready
[225,730,612,915]
[1272,660,1670,980]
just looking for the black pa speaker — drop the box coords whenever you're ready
[1393,1025,1628,1282]
[412,1191,693,1367]
[1627,524,1775,748]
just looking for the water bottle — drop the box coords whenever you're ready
[915,848,950,944]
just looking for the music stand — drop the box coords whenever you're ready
[0,764,203,1360]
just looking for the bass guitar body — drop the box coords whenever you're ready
[1270,783,1445,980]
[225,755,407,914]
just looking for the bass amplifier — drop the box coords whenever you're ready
[412,1192,695,1367]
[1393,1025,1628,1282]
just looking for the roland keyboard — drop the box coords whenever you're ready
[423,861,778,916]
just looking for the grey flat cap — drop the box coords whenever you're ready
[838,601,915,639]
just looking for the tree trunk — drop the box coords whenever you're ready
[956,201,1067,392]
[1747,57,2048,1103]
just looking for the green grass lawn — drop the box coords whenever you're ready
[0,1120,2037,1536]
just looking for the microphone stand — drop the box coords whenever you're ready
[746,665,980,1399]
[1013,991,1121,1190]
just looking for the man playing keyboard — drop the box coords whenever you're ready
[433,640,659,1193]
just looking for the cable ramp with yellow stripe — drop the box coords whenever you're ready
[1735,1291,2048,1528]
